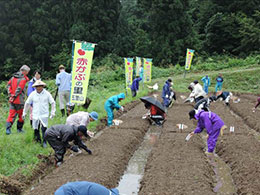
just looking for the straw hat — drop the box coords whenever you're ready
[32,80,46,87]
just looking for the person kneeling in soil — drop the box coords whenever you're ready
[185,81,206,103]
[55,181,119,195]
[104,93,125,126]
[252,97,260,112]
[188,109,226,155]
[215,91,236,106]
[66,111,99,137]
[144,103,166,126]
[194,96,217,112]
[45,125,92,166]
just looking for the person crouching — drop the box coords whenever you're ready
[144,103,166,126]
[44,125,92,166]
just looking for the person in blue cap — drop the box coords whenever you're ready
[55,181,119,195]
[104,93,125,126]
[201,75,211,94]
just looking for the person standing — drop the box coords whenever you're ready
[66,111,99,137]
[131,76,142,97]
[201,75,211,94]
[139,64,144,82]
[27,71,42,126]
[55,181,119,195]
[44,125,92,166]
[23,80,56,147]
[56,64,71,117]
[188,109,226,154]
[104,93,125,126]
[215,73,224,92]
[6,65,30,135]
[162,79,173,107]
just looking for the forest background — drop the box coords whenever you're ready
[0,0,259,80]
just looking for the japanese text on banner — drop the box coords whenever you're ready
[143,58,152,83]
[185,49,195,70]
[124,58,133,90]
[70,41,95,104]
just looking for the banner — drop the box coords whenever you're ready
[70,41,95,104]
[143,58,152,83]
[124,58,134,90]
[185,49,195,70]
[136,57,142,76]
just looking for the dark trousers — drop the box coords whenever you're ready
[132,90,137,97]
[45,136,66,162]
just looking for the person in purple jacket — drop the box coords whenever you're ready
[188,109,226,154]
[131,76,142,97]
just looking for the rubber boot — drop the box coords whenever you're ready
[61,109,65,117]
[17,121,24,133]
[34,129,41,143]
[41,126,47,148]
[6,122,12,135]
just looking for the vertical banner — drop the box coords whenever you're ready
[185,49,195,70]
[70,41,95,104]
[124,58,134,90]
[143,58,152,83]
[136,57,142,76]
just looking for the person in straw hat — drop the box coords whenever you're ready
[23,80,56,147]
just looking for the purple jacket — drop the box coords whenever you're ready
[131,78,142,91]
[193,110,224,152]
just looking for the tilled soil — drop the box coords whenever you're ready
[23,102,150,195]
[4,92,260,194]
[139,103,215,195]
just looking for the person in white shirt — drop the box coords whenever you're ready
[185,80,207,103]
[23,80,56,147]
[66,111,98,137]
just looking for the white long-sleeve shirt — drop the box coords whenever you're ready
[24,89,55,128]
[66,111,90,126]
[189,83,206,99]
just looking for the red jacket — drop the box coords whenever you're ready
[150,105,166,118]
[7,72,29,104]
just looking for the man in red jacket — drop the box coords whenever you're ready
[6,65,30,135]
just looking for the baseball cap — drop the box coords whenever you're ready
[189,109,196,120]
[78,125,88,137]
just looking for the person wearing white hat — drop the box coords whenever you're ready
[23,80,56,147]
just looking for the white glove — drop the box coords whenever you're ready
[165,95,169,98]
[120,106,124,112]
[50,113,55,119]
[22,113,26,120]
[87,130,95,138]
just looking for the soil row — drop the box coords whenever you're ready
[139,103,215,195]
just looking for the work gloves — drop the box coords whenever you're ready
[120,106,124,112]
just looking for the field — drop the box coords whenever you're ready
[1,91,260,194]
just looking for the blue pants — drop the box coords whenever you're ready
[204,85,209,94]
[105,107,114,126]
[162,97,170,108]
[215,83,222,92]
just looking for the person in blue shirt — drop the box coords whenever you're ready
[55,181,119,195]
[162,79,174,108]
[27,71,41,126]
[201,75,210,94]
[104,93,125,126]
[215,73,224,92]
[131,76,142,97]
[56,65,71,117]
